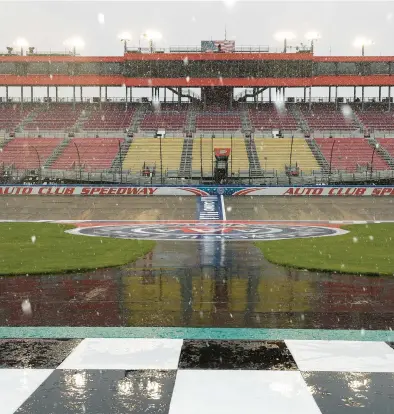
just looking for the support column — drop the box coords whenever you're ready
[80,86,83,102]
[55,86,58,103]
[308,86,312,111]
[362,86,365,111]
[229,88,233,110]
[164,88,166,103]
[283,87,286,102]
[269,88,272,103]
[125,86,128,110]
[105,86,107,102]
[303,87,306,102]
[72,86,76,111]
[6,86,8,102]
[30,86,33,103]
[99,87,102,110]
[379,86,382,102]
[47,86,50,108]
[21,86,23,111]
[328,86,331,103]
[389,86,392,111]
[178,87,181,105]
[130,86,132,103]
[335,86,338,110]
[353,86,356,102]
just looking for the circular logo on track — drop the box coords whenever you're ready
[69,223,344,241]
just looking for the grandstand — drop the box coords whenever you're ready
[0,43,393,183]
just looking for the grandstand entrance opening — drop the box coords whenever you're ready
[214,148,230,183]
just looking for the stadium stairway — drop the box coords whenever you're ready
[244,135,262,176]
[240,105,253,133]
[74,108,91,132]
[44,137,71,169]
[305,138,329,173]
[179,136,193,177]
[368,138,394,169]
[110,138,133,173]
[131,104,150,133]
[288,105,308,133]
[185,111,197,134]
[18,108,38,132]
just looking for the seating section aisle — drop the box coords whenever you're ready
[0,138,62,169]
[191,138,249,176]
[51,138,123,171]
[377,138,394,158]
[254,138,320,174]
[0,105,33,131]
[122,138,184,173]
[24,104,84,131]
[315,138,389,172]
[195,113,242,131]
[249,103,299,131]
[140,112,187,131]
[300,104,358,131]
[83,105,136,130]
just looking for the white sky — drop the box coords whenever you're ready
[0,1,393,99]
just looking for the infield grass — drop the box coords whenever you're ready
[0,223,155,275]
[255,223,394,276]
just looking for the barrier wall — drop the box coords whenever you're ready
[2,185,394,196]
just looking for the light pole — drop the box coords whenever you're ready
[370,143,379,179]
[328,139,336,183]
[14,37,29,56]
[73,141,82,180]
[63,36,85,56]
[159,134,163,184]
[141,30,162,53]
[118,32,132,54]
[118,140,123,183]
[32,146,41,180]
[354,37,374,56]
[305,32,321,53]
[274,31,296,53]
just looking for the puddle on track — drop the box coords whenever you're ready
[1,240,393,330]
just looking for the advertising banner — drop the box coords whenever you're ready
[1,185,394,196]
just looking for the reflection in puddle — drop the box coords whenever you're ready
[1,241,394,329]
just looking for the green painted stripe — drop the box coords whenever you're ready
[0,327,393,341]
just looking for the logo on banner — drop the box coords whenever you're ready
[70,223,345,241]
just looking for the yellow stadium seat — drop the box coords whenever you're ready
[254,138,319,174]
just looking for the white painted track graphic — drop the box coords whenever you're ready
[68,223,348,241]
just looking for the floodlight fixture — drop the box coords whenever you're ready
[118,32,132,53]
[63,36,85,56]
[353,37,374,55]
[305,32,321,53]
[274,31,296,53]
[141,30,163,53]
[13,37,29,55]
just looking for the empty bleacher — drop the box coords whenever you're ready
[0,138,62,169]
[24,104,84,131]
[355,105,394,132]
[195,113,242,131]
[249,103,299,132]
[140,111,187,132]
[83,104,136,131]
[122,138,184,174]
[0,105,34,131]
[51,138,123,171]
[254,138,320,174]
[315,138,389,172]
[300,103,358,132]
[191,138,249,176]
